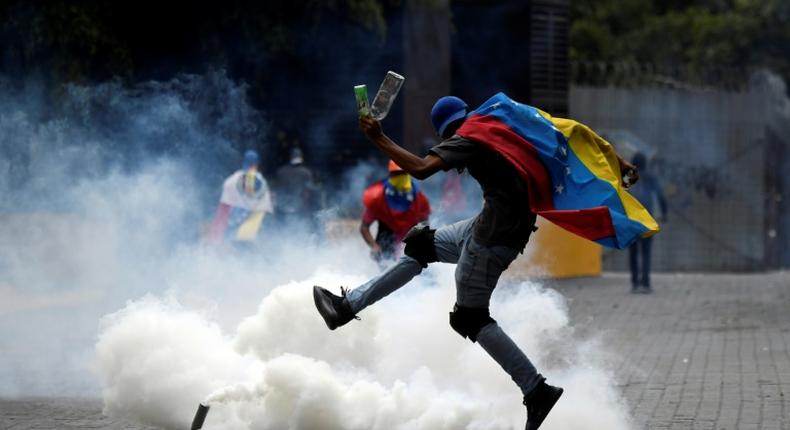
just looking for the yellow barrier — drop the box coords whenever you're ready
[505,217,602,279]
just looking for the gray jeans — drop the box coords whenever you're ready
[346,217,543,396]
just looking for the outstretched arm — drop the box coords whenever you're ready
[599,139,640,188]
[359,220,382,256]
[359,117,446,180]
[599,137,639,187]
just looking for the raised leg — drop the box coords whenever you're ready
[345,255,423,313]
[345,217,477,313]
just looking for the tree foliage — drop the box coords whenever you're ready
[571,0,790,84]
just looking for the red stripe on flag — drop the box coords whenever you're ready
[457,115,555,211]
[540,207,616,241]
[207,203,232,244]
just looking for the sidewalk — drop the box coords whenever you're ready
[2,271,788,429]
[0,398,156,429]
[550,271,790,430]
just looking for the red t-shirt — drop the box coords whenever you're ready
[362,181,431,242]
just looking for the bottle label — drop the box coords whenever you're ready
[354,85,370,118]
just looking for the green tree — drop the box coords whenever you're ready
[571,0,790,86]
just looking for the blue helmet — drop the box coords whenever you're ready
[242,149,260,169]
[431,96,468,137]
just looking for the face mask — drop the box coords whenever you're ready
[388,173,412,193]
[242,170,258,195]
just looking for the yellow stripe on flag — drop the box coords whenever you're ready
[538,110,659,237]
[235,211,265,241]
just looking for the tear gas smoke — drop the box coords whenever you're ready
[96,267,633,430]
[0,72,633,429]
[0,71,266,396]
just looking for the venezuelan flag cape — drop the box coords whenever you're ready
[208,170,273,244]
[456,93,659,249]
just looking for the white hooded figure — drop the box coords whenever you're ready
[208,150,273,244]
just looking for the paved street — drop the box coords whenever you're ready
[0,398,156,430]
[1,271,788,429]
[551,271,790,430]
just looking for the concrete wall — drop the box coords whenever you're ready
[570,85,772,272]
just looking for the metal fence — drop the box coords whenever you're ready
[569,75,789,271]
[572,60,751,92]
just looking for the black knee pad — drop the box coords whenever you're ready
[448,304,496,343]
[403,223,438,268]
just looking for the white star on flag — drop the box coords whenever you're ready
[566,167,572,175]
[560,146,567,156]
[491,102,501,109]
[555,184,564,194]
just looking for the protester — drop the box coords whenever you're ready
[273,146,319,234]
[207,149,273,247]
[628,152,668,293]
[313,93,659,429]
[359,160,431,261]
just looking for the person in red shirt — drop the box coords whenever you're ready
[360,160,431,260]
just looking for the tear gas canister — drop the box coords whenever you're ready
[370,71,405,120]
[354,85,371,118]
[191,403,210,429]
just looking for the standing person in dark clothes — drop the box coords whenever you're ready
[628,153,668,293]
[274,146,319,233]
[313,94,653,430]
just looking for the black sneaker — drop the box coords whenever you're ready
[524,381,564,430]
[313,285,358,330]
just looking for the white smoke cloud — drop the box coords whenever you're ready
[0,71,264,396]
[96,265,633,430]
